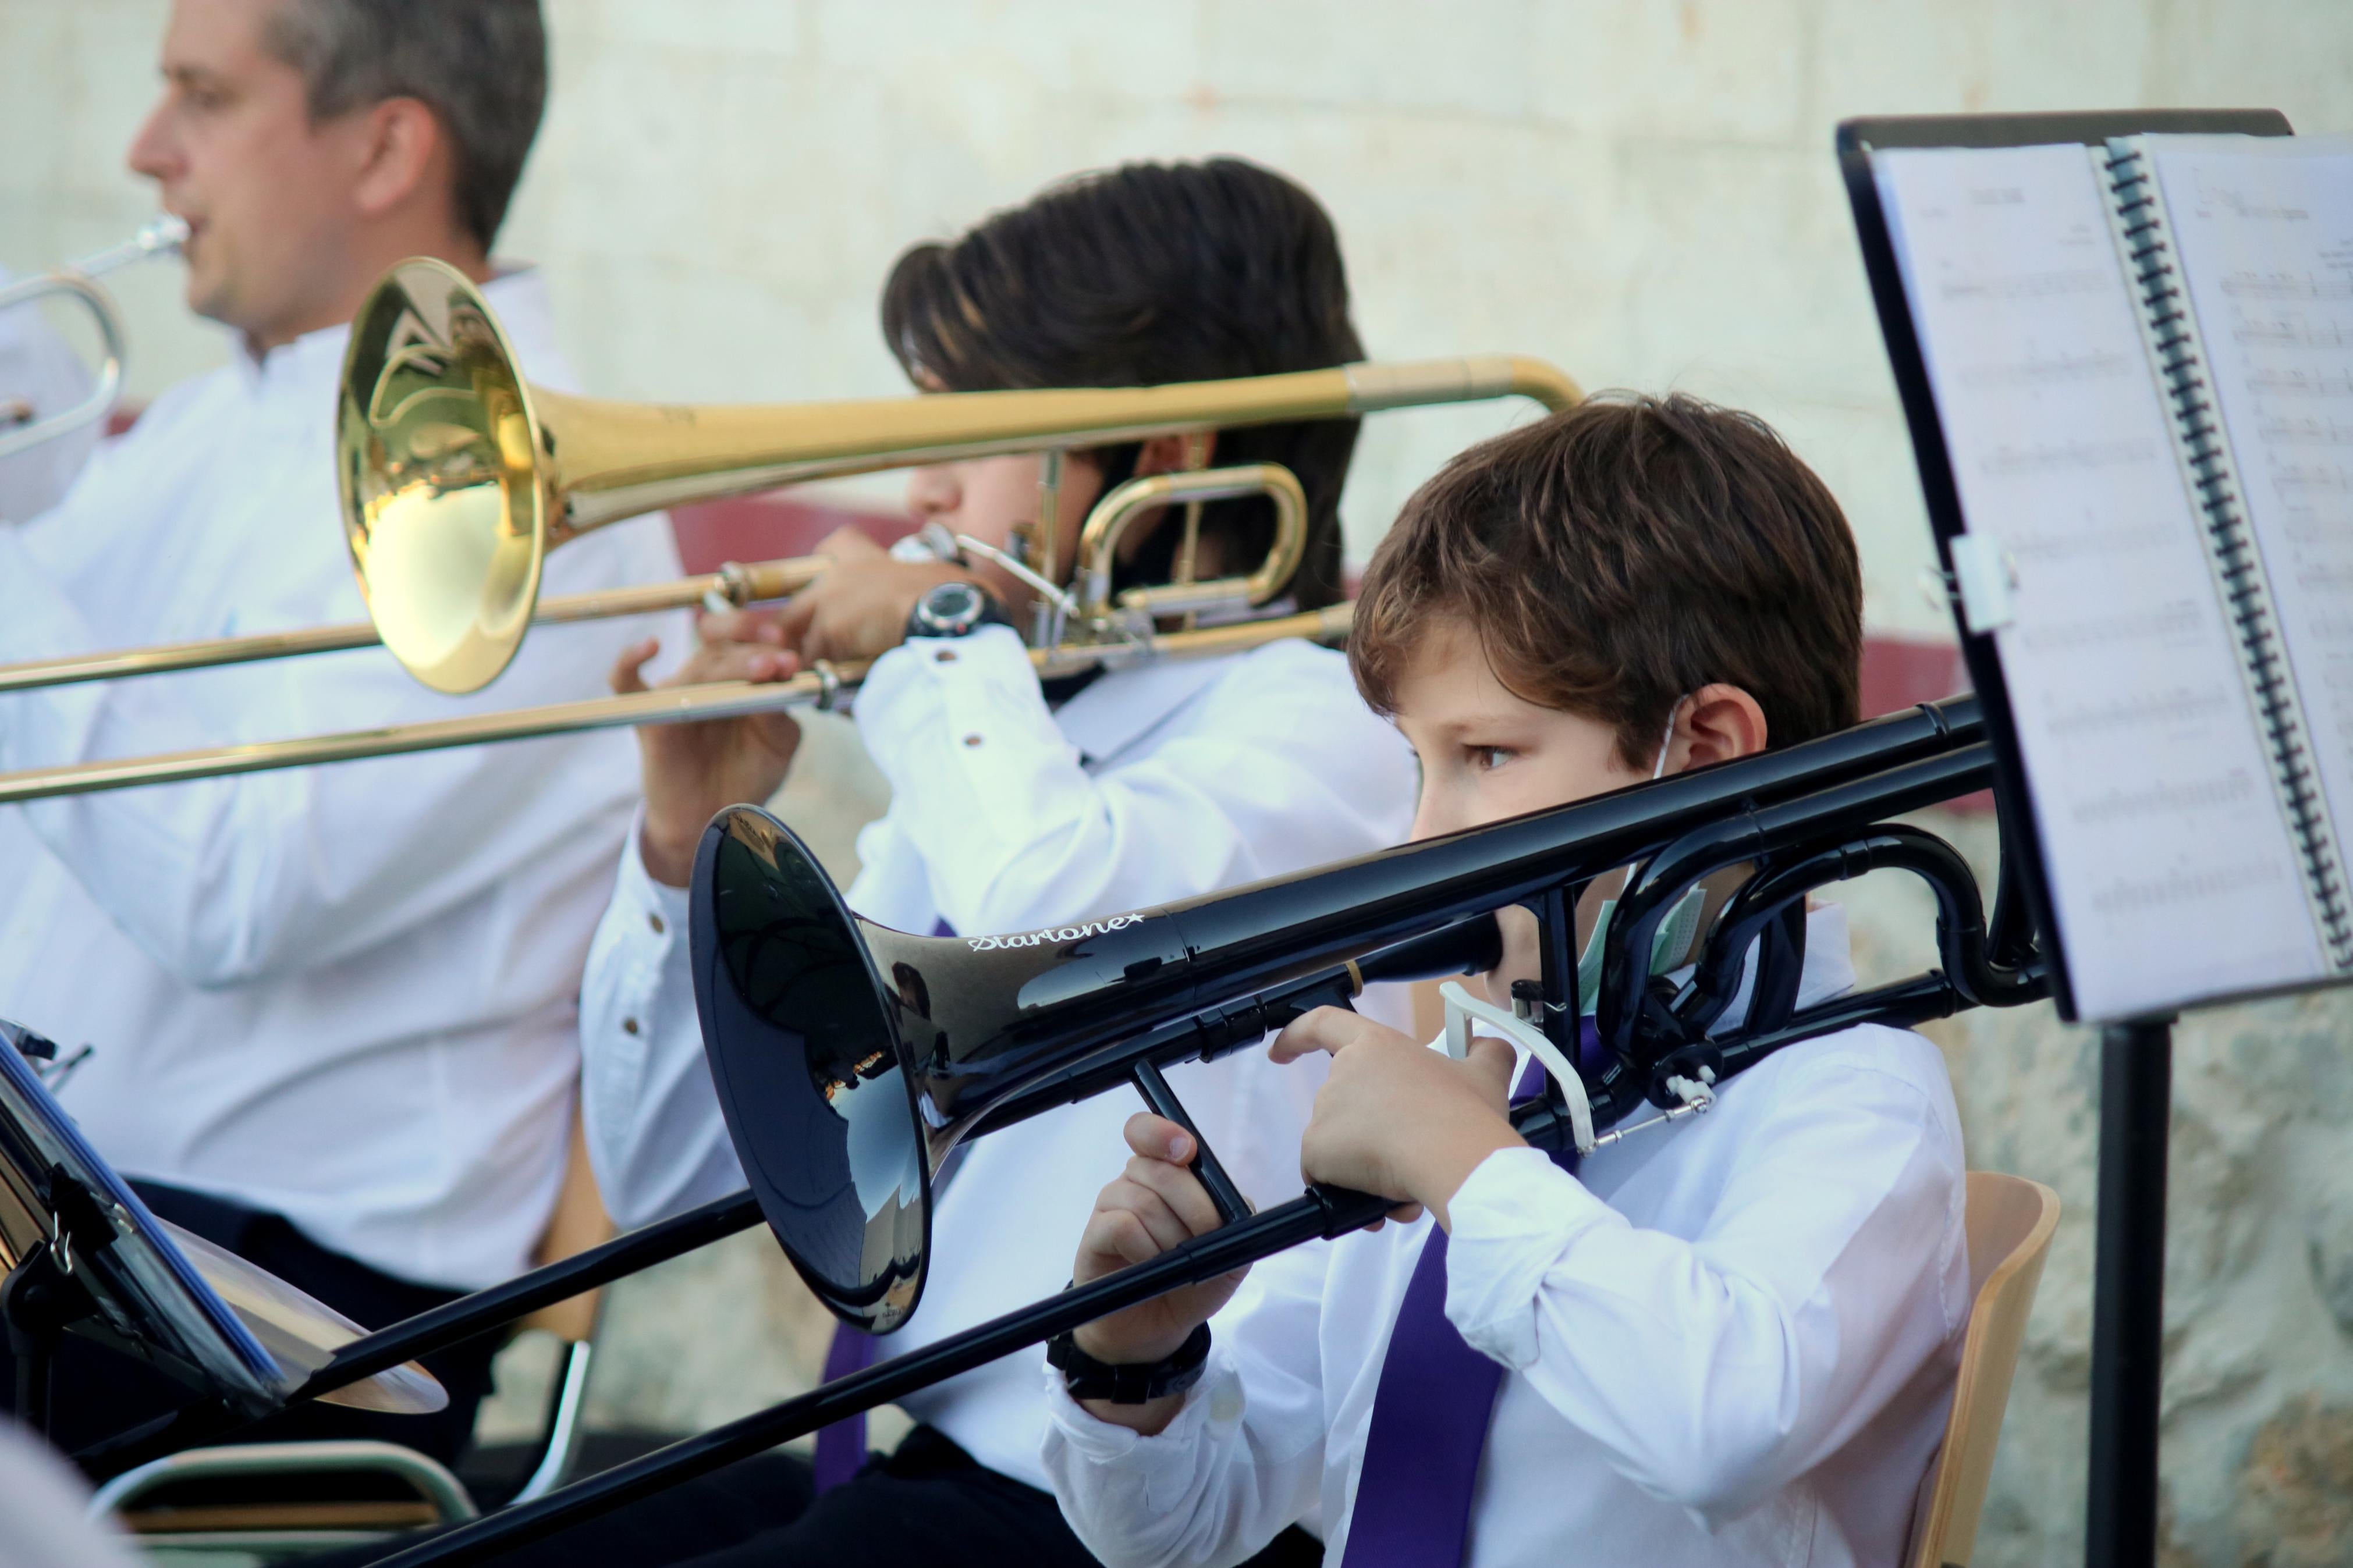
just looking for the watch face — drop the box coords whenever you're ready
[921,581,985,634]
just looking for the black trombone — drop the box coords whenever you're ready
[41,694,2043,1562]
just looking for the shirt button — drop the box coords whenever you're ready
[935,648,958,663]
[649,913,665,935]
[963,734,984,747]
[622,1018,641,1036]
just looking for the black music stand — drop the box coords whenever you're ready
[1837,108,2295,1568]
[0,1006,764,1475]
[0,1020,292,1435]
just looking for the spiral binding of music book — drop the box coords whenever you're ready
[1866,130,2353,1020]
[2102,137,2353,970]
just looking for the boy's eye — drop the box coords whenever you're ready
[1468,745,1513,772]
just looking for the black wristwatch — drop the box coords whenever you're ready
[905,579,1012,641]
[1047,1320,1212,1405]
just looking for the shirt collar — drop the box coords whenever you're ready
[1791,902,1857,1009]
[1050,647,1237,765]
[230,264,553,395]
[1702,902,1857,1036]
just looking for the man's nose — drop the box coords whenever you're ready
[126,99,178,185]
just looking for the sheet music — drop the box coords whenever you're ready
[2145,137,2353,903]
[1876,144,2324,1019]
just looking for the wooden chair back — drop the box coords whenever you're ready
[517,1110,613,1342]
[1907,1171,2062,1568]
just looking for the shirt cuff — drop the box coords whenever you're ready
[1039,1351,1229,1462]
[1442,1146,1616,1370]
[614,811,693,930]
[854,625,1052,784]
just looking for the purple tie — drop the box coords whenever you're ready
[1335,1022,1596,1568]
[810,1325,880,1491]
[809,916,961,1492]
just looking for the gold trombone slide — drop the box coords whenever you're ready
[0,471,1339,806]
[0,557,822,695]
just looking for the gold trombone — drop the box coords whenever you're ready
[338,258,1576,692]
[0,258,1569,696]
[0,255,1580,802]
[0,216,188,461]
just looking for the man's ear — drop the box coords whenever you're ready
[349,97,448,226]
[1131,431,1218,477]
[1673,683,1769,770]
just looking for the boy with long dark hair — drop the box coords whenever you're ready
[552,160,1413,1567]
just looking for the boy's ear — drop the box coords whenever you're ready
[1675,684,1769,770]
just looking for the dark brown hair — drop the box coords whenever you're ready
[1353,394,1864,766]
[879,159,1364,610]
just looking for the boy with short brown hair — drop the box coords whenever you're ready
[1044,394,1967,1568]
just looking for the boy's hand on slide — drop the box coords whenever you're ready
[1272,1007,1524,1231]
[1070,1112,1251,1368]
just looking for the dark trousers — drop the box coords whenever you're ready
[301,1425,1324,1567]
[0,1181,500,1475]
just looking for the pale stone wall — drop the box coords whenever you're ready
[11,2,2353,1560]
[10,0,2352,635]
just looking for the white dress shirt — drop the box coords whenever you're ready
[582,623,1419,1489]
[0,263,102,523]
[0,1421,141,1568]
[1043,905,1972,1568]
[0,270,684,1290]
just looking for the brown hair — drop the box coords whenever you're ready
[879,159,1364,610]
[1353,393,1864,766]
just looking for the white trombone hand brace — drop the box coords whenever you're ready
[1438,980,1596,1157]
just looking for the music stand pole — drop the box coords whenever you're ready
[2085,1016,2173,1568]
[1,1242,82,1437]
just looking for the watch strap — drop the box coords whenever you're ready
[905,579,1011,641]
[1047,1318,1212,1405]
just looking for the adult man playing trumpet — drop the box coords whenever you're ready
[0,0,678,1464]
[544,161,1417,1567]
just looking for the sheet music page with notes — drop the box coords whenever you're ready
[2145,137,2353,873]
[1876,144,2325,1018]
